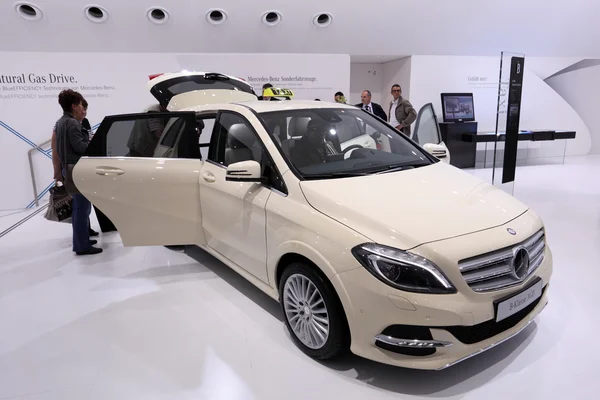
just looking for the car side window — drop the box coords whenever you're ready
[208,112,287,194]
[197,116,217,160]
[209,112,264,167]
[157,118,185,150]
[102,115,189,158]
[85,112,199,159]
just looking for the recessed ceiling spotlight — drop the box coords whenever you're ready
[84,5,109,23]
[262,11,282,26]
[206,9,227,25]
[14,2,43,21]
[313,12,333,28]
[147,7,170,24]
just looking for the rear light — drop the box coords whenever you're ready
[148,73,164,81]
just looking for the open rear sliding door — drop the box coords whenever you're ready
[73,111,206,247]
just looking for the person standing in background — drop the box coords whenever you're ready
[355,90,387,121]
[388,84,417,136]
[126,103,167,157]
[81,115,92,141]
[257,83,281,101]
[334,92,346,103]
[55,90,102,255]
[51,98,99,237]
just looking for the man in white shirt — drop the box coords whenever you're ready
[388,84,417,136]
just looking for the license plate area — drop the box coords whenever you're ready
[494,277,543,322]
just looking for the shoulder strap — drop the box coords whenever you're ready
[59,117,68,168]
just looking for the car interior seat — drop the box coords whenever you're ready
[282,117,311,157]
[225,123,260,166]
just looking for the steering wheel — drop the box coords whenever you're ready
[341,144,365,159]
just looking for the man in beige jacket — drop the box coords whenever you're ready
[388,84,417,136]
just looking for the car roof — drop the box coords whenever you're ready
[242,100,357,113]
[183,99,357,113]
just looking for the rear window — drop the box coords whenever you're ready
[151,74,256,107]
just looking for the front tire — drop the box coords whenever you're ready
[279,263,350,360]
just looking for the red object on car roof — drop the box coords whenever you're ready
[148,73,164,81]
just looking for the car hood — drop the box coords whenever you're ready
[299,162,528,250]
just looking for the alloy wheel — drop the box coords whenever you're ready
[283,273,330,349]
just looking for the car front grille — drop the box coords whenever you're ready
[458,229,546,292]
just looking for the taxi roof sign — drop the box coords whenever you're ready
[263,87,294,98]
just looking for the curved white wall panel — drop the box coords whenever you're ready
[546,63,600,154]
[521,67,591,156]
[527,57,584,81]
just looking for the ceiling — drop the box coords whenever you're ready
[1,0,598,59]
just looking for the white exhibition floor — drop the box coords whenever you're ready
[1,156,599,400]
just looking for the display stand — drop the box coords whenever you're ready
[490,51,525,195]
[439,122,478,168]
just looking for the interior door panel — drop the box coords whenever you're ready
[412,103,452,163]
[74,111,206,246]
[75,158,205,246]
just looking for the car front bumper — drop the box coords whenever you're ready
[330,242,553,370]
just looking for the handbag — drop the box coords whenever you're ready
[64,164,81,195]
[44,183,73,223]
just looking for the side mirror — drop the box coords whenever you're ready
[423,143,450,163]
[225,160,262,182]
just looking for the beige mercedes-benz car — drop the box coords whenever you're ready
[74,72,551,370]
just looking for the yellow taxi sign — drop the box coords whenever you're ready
[263,87,294,98]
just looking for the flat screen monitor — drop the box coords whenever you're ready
[441,93,475,123]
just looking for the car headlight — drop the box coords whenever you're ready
[352,243,456,294]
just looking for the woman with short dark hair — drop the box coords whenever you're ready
[55,89,102,255]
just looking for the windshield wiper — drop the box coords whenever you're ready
[372,162,429,174]
[303,171,369,179]
[302,162,429,179]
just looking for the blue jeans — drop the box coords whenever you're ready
[71,194,92,252]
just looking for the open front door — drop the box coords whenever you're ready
[73,111,206,247]
[412,103,451,164]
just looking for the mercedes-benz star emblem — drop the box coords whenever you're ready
[511,247,530,280]
[507,228,517,235]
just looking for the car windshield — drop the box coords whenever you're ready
[259,108,436,179]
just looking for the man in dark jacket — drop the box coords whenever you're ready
[388,84,417,136]
[355,90,387,121]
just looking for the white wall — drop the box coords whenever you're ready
[350,58,412,113]
[382,57,412,111]
[349,63,383,106]
[408,55,592,156]
[0,52,350,210]
[409,56,503,132]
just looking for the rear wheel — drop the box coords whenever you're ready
[279,263,350,359]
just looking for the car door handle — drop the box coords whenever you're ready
[95,167,125,176]
[203,172,215,183]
